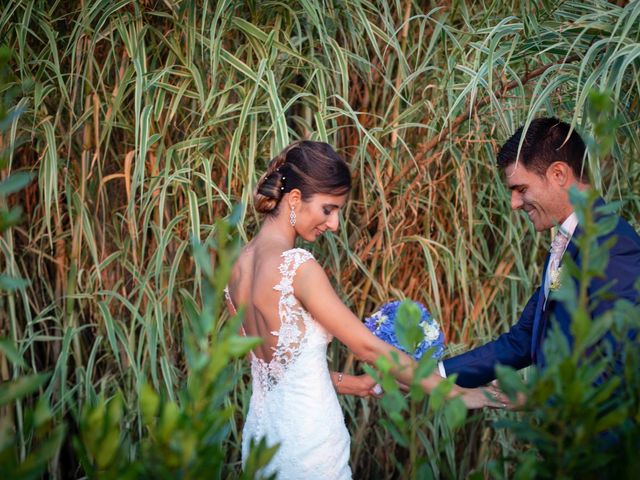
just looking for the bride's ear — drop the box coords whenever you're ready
[287,188,302,208]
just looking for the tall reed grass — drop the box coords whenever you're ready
[1,0,639,477]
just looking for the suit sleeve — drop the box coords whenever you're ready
[442,289,538,388]
[592,226,640,317]
[589,224,640,363]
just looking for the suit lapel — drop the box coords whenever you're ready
[532,224,582,364]
[531,252,551,362]
[564,227,580,262]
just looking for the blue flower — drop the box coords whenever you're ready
[364,300,445,360]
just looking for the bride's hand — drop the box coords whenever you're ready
[357,374,382,398]
[332,372,381,397]
[459,385,510,409]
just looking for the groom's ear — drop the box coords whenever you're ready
[547,161,571,187]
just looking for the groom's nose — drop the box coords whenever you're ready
[510,191,523,210]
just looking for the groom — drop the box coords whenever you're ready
[440,117,640,387]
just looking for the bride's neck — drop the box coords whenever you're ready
[256,215,296,249]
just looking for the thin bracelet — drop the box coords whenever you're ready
[337,372,344,384]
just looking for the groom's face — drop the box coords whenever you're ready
[504,162,567,232]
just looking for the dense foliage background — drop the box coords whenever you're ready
[1,0,639,477]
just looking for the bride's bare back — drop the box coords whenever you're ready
[226,238,306,363]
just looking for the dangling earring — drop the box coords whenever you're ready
[289,207,296,227]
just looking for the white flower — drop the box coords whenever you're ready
[549,266,562,291]
[374,313,388,330]
[421,321,440,342]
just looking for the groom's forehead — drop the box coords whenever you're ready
[504,162,526,185]
[503,162,541,186]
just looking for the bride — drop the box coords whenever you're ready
[224,140,503,479]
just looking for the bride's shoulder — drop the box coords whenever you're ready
[281,247,315,262]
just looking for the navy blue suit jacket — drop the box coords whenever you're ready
[443,203,640,388]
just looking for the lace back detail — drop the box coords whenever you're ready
[254,248,315,392]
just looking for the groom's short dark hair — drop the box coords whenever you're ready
[496,117,588,181]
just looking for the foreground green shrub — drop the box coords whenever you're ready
[364,301,471,480]
[73,209,276,478]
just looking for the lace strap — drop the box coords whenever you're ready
[276,248,315,289]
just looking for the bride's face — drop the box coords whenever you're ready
[294,192,348,242]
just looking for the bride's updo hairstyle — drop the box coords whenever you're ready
[254,140,351,215]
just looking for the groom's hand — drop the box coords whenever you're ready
[490,379,527,410]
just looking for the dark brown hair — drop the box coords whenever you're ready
[497,117,588,181]
[254,140,351,214]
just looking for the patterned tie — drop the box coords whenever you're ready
[545,229,570,297]
[549,230,570,273]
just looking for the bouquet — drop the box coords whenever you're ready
[364,300,445,393]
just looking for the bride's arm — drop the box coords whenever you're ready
[294,260,504,409]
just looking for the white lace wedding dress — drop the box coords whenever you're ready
[226,248,352,479]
